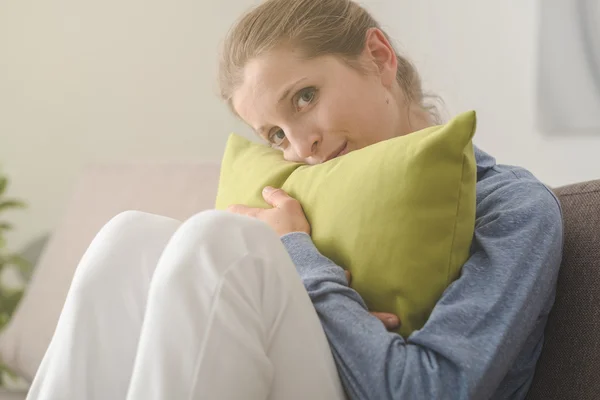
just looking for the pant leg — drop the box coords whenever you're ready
[27,211,181,400]
[126,210,346,400]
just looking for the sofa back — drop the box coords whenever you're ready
[526,180,600,400]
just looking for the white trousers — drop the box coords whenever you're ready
[27,210,346,400]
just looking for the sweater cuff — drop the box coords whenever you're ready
[280,232,340,277]
[281,231,316,258]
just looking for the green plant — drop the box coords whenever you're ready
[0,171,30,386]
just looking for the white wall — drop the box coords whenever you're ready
[372,0,600,184]
[1,0,599,250]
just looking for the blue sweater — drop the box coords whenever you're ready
[281,147,563,400]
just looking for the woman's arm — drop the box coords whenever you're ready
[282,178,563,400]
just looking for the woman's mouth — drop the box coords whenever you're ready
[326,142,348,162]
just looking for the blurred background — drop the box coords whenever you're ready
[1,0,600,251]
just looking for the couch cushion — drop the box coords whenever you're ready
[0,163,220,381]
[526,179,600,399]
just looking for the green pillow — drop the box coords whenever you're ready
[216,111,477,337]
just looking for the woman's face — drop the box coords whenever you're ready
[232,29,431,165]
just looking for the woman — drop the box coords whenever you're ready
[27,0,563,399]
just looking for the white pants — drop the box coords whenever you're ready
[27,210,346,400]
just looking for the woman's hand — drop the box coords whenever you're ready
[345,270,401,331]
[227,186,310,237]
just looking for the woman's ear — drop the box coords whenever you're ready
[362,28,398,88]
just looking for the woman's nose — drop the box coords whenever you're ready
[289,131,321,160]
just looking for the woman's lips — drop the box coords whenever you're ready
[337,142,349,157]
[326,142,348,161]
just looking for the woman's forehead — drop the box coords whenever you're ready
[233,51,340,108]
[242,51,311,93]
[232,52,317,120]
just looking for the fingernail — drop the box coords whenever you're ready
[263,186,274,194]
[387,317,399,327]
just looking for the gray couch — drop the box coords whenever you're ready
[526,179,600,400]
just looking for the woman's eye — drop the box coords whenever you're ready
[268,129,286,147]
[295,87,316,110]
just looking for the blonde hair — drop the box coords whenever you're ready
[219,0,439,121]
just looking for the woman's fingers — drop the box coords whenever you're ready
[344,270,352,285]
[262,186,294,208]
[371,312,401,331]
[227,204,261,218]
[344,270,400,331]
[227,189,310,236]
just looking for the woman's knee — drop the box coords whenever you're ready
[150,210,279,286]
[177,210,275,247]
[99,210,165,239]
[71,211,179,294]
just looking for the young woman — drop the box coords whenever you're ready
[27,0,563,399]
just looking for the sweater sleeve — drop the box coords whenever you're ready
[281,180,563,400]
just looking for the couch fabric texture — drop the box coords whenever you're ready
[526,179,600,400]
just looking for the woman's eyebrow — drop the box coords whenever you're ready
[277,77,308,104]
